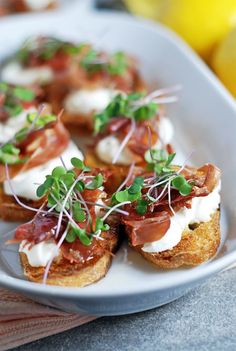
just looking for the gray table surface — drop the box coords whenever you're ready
[12,269,236,351]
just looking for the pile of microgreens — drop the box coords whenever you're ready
[0,108,56,165]
[80,48,128,75]
[16,36,84,63]
[94,86,181,134]
[0,82,35,118]
[94,86,180,165]
[15,36,128,77]
[112,148,193,216]
[35,157,130,247]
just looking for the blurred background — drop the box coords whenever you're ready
[1,0,236,98]
[97,0,236,99]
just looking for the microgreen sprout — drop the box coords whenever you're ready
[0,106,57,165]
[16,36,84,65]
[94,86,180,134]
[0,82,35,120]
[36,157,129,248]
[80,48,128,75]
[113,148,193,215]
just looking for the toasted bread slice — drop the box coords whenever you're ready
[0,186,43,222]
[131,210,220,269]
[19,218,119,287]
[20,251,112,287]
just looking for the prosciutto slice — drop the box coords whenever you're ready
[124,211,170,246]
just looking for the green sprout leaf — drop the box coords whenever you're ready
[136,198,148,215]
[13,87,35,101]
[107,51,128,75]
[52,166,67,179]
[27,112,56,128]
[36,184,47,198]
[5,104,23,117]
[65,228,77,243]
[95,217,110,233]
[114,176,144,204]
[14,127,28,142]
[0,143,23,165]
[71,157,90,172]
[71,157,84,170]
[86,174,103,190]
[94,92,158,134]
[172,175,192,196]
[145,148,176,176]
[70,225,92,246]
[73,202,86,222]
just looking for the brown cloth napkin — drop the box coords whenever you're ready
[0,288,97,351]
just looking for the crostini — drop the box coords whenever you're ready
[59,49,146,128]
[112,149,221,268]
[10,158,121,287]
[85,90,175,165]
[1,36,84,91]
[0,97,83,221]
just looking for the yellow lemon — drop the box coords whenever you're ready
[212,28,236,97]
[124,0,162,20]
[124,0,236,60]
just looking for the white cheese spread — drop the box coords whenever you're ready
[142,182,221,253]
[95,135,134,165]
[3,141,84,201]
[1,61,54,86]
[19,240,59,267]
[64,88,115,116]
[0,107,36,143]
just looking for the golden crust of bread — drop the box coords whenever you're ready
[132,210,220,269]
[61,111,94,130]
[19,218,119,287]
[0,186,43,222]
[20,251,113,287]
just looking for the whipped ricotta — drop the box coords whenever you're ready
[142,182,221,253]
[4,141,84,201]
[19,240,59,267]
[1,61,54,86]
[96,135,134,165]
[0,107,36,143]
[158,116,174,145]
[64,88,116,116]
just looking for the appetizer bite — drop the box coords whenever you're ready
[8,0,57,13]
[11,158,121,286]
[86,89,175,168]
[1,36,83,90]
[0,105,83,221]
[113,149,221,268]
[61,47,146,128]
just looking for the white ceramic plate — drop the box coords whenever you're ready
[0,6,236,316]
